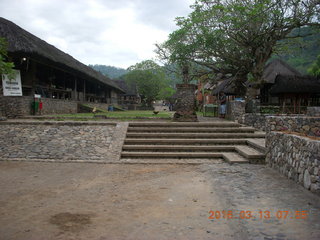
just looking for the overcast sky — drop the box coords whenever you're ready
[0,0,194,69]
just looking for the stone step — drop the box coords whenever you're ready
[121,151,224,158]
[124,138,248,145]
[235,145,265,159]
[122,145,235,152]
[119,158,224,164]
[246,138,267,153]
[127,127,256,133]
[222,152,250,164]
[128,122,241,128]
[126,132,265,139]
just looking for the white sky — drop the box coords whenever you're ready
[0,0,194,69]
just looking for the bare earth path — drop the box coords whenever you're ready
[0,161,319,240]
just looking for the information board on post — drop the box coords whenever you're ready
[2,70,22,96]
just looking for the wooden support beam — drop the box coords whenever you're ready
[83,79,86,102]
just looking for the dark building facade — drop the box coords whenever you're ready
[0,17,124,117]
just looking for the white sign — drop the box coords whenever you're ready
[2,70,22,96]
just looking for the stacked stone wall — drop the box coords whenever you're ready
[226,101,245,121]
[0,96,116,118]
[266,116,320,137]
[0,122,116,161]
[41,98,78,115]
[266,131,320,195]
[239,113,268,131]
[0,96,32,118]
[307,107,320,117]
[173,84,197,122]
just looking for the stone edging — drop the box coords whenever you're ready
[0,121,117,126]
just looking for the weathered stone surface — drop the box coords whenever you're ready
[304,170,311,189]
[0,96,115,118]
[239,114,320,138]
[266,116,320,137]
[0,123,116,161]
[239,113,268,131]
[226,101,245,121]
[173,84,197,122]
[307,107,320,116]
[266,131,320,195]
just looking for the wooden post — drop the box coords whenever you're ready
[74,76,78,101]
[30,60,37,95]
[83,79,86,102]
[282,97,286,113]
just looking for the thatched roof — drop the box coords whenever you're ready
[269,75,320,95]
[114,80,139,96]
[211,59,302,95]
[0,17,123,92]
[212,77,236,95]
[262,59,302,84]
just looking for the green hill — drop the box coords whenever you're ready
[89,64,128,79]
[273,26,320,74]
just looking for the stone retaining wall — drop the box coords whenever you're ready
[0,122,116,161]
[239,113,268,131]
[0,96,32,118]
[0,96,117,118]
[0,96,79,117]
[266,131,320,195]
[226,101,245,121]
[266,116,320,137]
[307,107,320,117]
[42,98,78,115]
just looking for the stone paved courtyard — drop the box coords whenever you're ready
[0,119,319,239]
[0,161,319,240]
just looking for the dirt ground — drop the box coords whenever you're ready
[0,161,319,240]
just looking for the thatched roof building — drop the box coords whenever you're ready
[115,80,138,96]
[269,75,320,95]
[212,77,236,95]
[211,59,304,101]
[262,59,302,84]
[0,17,123,92]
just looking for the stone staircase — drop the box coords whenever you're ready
[120,122,266,164]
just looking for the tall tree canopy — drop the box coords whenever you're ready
[308,55,320,77]
[124,60,174,105]
[0,37,15,78]
[157,0,320,96]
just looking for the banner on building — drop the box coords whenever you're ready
[2,70,22,96]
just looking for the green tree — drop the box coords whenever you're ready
[124,60,172,105]
[157,0,320,97]
[0,37,15,78]
[308,55,320,77]
[158,86,176,101]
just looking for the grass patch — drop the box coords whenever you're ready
[46,110,173,120]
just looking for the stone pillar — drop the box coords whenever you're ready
[226,101,245,121]
[245,99,260,113]
[173,84,197,122]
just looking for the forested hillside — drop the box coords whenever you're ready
[273,26,320,74]
[88,64,128,79]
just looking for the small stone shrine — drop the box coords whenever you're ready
[173,84,198,122]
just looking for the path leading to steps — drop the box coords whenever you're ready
[0,162,319,240]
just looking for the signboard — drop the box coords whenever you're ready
[2,70,22,96]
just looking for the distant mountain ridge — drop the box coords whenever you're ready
[89,64,128,79]
[273,26,320,74]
